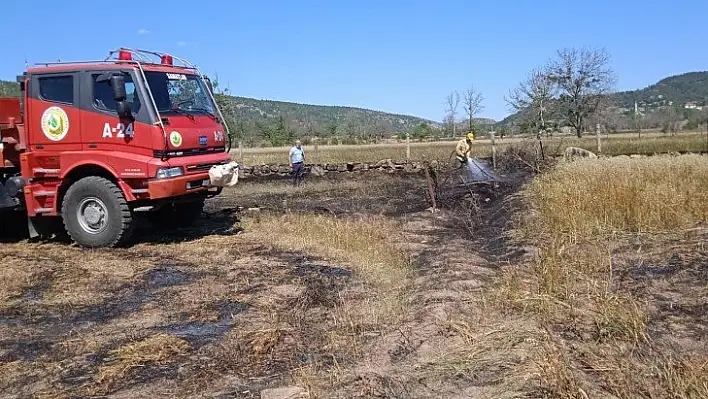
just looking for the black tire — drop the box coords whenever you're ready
[147,199,204,228]
[61,176,134,248]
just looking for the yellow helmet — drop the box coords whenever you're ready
[466,132,474,140]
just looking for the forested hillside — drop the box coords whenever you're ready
[614,71,708,108]
[0,80,20,97]
[498,71,708,134]
[215,94,440,145]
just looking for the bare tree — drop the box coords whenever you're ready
[462,86,484,133]
[701,107,708,132]
[546,47,616,137]
[444,91,461,137]
[660,106,682,135]
[506,67,556,138]
[586,95,619,132]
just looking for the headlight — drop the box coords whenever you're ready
[156,167,184,179]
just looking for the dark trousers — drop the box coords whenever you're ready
[292,162,304,185]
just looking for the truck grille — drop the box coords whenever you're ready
[153,146,226,158]
[185,161,228,173]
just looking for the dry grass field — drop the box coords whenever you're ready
[497,154,708,398]
[0,147,706,397]
[234,131,708,165]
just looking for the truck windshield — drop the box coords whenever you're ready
[143,71,216,117]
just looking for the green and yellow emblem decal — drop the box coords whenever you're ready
[40,106,70,141]
[169,131,183,147]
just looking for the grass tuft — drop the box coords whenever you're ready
[535,342,587,399]
[94,333,189,392]
[593,292,648,344]
[244,212,410,316]
[659,356,708,399]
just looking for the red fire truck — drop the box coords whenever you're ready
[0,48,236,248]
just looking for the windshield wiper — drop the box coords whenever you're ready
[188,107,219,122]
[166,108,195,121]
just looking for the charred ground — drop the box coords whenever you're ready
[1,155,706,398]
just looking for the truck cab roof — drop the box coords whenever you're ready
[25,48,200,76]
[27,63,197,75]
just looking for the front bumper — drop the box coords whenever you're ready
[142,173,217,199]
[131,153,231,200]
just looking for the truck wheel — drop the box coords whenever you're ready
[147,199,204,228]
[61,176,134,248]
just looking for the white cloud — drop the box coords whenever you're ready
[177,41,188,46]
[137,28,150,35]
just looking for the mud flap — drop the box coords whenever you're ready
[27,215,39,238]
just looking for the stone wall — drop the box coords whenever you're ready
[239,159,433,178]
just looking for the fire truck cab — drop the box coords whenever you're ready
[0,48,237,248]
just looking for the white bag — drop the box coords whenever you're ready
[209,161,240,187]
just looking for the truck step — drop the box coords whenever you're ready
[34,191,55,197]
[34,208,53,214]
[33,168,60,174]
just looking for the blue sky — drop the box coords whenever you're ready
[2,0,707,121]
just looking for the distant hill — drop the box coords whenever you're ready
[614,71,708,109]
[220,95,441,137]
[216,94,496,141]
[497,71,708,130]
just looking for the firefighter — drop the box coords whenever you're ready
[455,131,475,167]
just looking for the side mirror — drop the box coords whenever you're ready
[110,75,127,101]
[109,74,132,119]
[116,101,132,119]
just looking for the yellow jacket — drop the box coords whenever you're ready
[455,139,471,160]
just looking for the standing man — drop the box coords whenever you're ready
[289,140,305,186]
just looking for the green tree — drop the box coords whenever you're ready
[326,123,338,138]
[258,115,293,146]
[0,81,20,97]
[410,122,432,141]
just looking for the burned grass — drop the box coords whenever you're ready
[11,155,703,397]
[0,173,431,396]
[0,233,358,397]
[216,172,431,218]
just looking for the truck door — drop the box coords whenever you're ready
[80,70,153,155]
[27,73,82,152]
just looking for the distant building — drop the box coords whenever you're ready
[685,102,703,110]
[634,101,644,115]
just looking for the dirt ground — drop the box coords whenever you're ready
[1,163,706,398]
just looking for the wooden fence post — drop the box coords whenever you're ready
[491,131,497,170]
[596,123,602,154]
[424,163,438,211]
[406,131,411,162]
